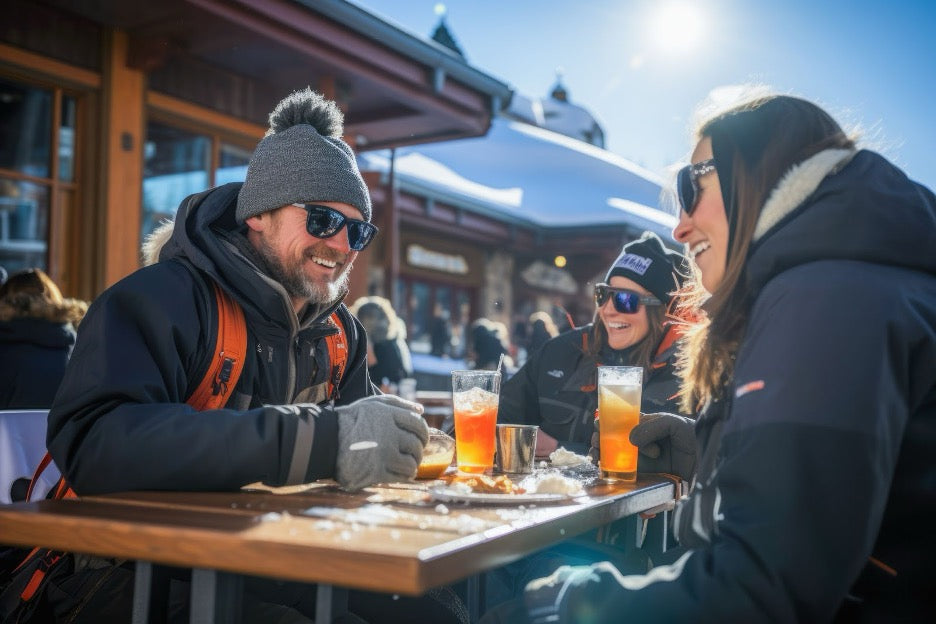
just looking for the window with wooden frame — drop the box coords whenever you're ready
[0,77,80,281]
[141,98,262,254]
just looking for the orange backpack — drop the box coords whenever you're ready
[12,280,348,605]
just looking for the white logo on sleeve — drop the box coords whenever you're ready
[547,370,564,378]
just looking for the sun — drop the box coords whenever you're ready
[649,1,706,56]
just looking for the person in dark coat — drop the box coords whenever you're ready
[349,295,413,386]
[11,88,466,624]
[0,268,87,409]
[469,317,513,371]
[498,232,692,457]
[429,303,453,357]
[512,92,936,622]
[526,310,558,356]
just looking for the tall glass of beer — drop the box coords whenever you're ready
[597,366,642,482]
[451,370,501,474]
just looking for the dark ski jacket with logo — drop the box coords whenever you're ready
[498,322,686,455]
[568,149,936,622]
[46,182,374,495]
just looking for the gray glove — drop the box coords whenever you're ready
[335,395,429,491]
[629,412,696,481]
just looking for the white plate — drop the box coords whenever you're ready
[428,485,574,505]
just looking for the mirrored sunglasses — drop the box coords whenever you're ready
[676,158,717,216]
[294,203,379,251]
[594,284,662,314]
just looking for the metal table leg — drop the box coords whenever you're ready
[190,568,243,624]
[133,561,170,624]
[466,572,486,623]
[316,584,348,623]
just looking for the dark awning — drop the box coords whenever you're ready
[44,0,513,148]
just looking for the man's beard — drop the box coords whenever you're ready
[257,239,352,304]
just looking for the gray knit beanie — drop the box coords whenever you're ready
[236,88,372,224]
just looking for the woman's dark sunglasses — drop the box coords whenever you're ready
[676,158,717,216]
[594,284,662,314]
[294,203,379,251]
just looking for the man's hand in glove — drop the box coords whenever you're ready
[335,395,429,491]
[629,412,696,481]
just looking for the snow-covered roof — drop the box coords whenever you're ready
[539,97,605,147]
[358,117,678,241]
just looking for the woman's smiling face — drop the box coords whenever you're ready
[673,136,729,293]
[598,276,652,350]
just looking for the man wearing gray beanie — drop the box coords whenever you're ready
[40,89,464,623]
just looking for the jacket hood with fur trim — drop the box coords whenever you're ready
[746,149,936,293]
[0,293,87,325]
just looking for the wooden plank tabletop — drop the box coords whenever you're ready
[0,476,674,595]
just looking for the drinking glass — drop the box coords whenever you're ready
[597,366,642,482]
[451,370,501,473]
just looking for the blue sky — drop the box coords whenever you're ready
[351,0,935,193]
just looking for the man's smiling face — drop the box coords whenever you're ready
[247,201,359,307]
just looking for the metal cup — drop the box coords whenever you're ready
[495,424,538,474]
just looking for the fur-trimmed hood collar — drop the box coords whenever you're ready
[0,294,87,325]
[745,149,936,293]
[753,149,856,242]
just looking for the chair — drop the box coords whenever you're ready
[0,410,59,504]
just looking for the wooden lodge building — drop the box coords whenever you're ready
[1,0,676,359]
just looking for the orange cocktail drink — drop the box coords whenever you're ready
[597,366,642,482]
[451,370,501,473]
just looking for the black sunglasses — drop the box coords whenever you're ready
[676,158,717,216]
[294,203,379,251]
[594,284,662,314]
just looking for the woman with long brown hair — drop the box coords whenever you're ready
[510,91,936,622]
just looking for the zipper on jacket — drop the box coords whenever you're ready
[285,334,298,402]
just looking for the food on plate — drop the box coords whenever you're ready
[449,473,526,495]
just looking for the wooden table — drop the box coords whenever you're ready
[0,475,676,623]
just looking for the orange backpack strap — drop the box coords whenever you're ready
[24,451,74,503]
[324,311,348,400]
[16,452,76,603]
[651,323,684,369]
[185,280,248,411]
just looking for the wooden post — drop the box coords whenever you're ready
[386,148,400,307]
[101,29,144,287]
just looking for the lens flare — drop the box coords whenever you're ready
[650,1,705,55]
